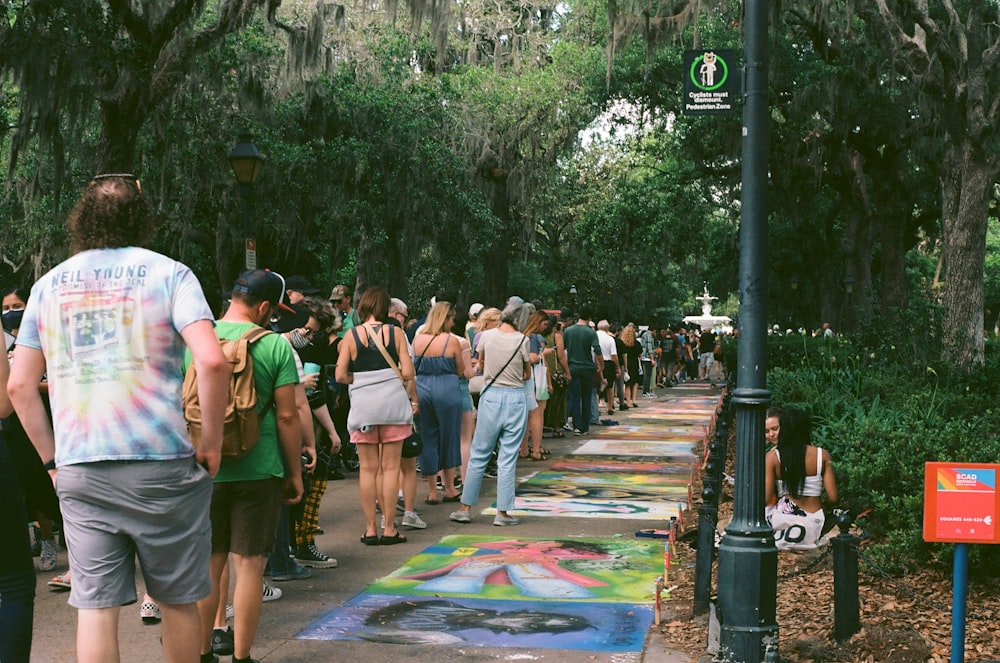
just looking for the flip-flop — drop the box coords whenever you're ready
[380,532,407,545]
[360,534,380,546]
[442,494,462,503]
[424,497,440,505]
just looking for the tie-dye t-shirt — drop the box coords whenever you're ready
[15,247,214,466]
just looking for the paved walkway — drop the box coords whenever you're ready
[29,383,723,662]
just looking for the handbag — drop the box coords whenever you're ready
[401,427,423,458]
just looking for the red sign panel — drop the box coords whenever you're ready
[923,462,1000,544]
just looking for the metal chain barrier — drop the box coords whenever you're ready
[855,546,996,623]
[776,546,832,580]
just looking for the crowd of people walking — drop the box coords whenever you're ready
[0,173,748,663]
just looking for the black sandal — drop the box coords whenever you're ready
[360,534,380,546]
[380,532,407,545]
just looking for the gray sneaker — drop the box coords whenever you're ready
[38,539,58,572]
[449,510,472,523]
[401,512,427,529]
[493,513,520,526]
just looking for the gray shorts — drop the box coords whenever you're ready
[57,457,213,609]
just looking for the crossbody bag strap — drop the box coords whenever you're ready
[482,334,525,396]
[364,325,406,388]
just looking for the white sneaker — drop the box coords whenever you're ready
[38,539,58,572]
[449,510,472,523]
[401,512,427,529]
[262,583,282,602]
[139,600,161,622]
[226,604,234,619]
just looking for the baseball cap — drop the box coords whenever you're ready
[232,269,295,313]
[285,275,321,295]
[271,302,311,333]
[330,284,351,301]
[469,303,484,318]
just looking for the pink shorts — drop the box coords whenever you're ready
[350,423,412,445]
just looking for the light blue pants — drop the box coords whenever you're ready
[461,385,528,512]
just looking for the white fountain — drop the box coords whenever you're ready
[682,285,733,331]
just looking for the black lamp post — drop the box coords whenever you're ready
[569,284,578,310]
[716,2,779,661]
[227,130,265,270]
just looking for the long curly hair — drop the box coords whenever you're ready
[68,176,155,254]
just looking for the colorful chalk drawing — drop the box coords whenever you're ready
[523,470,691,488]
[572,438,701,457]
[551,457,695,474]
[298,593,653,651]
[296,390,723,654]
[482,496,685,520]
[367,536,663,601]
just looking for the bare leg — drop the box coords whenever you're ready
[379,442,403,537]
[400,457,418,514]
[230,553,267,660]
[159,600,202,663]
[460,410,475,482]
[442,466,460,499]
[77,607,121,663]
[530,403,546,456]
[356,444,381,537]
[214,558,231,629]
[197,552,229,655]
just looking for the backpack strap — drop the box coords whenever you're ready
[241,326,275,417]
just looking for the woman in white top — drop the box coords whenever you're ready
[765,407,838,550]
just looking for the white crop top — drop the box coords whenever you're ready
[775,448,824,497]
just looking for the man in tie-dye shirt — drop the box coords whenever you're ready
[8,174,229,663]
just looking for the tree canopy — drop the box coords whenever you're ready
[0,0,997,362]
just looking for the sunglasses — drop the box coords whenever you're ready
[90,173,142,193]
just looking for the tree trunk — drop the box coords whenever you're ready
[940,138,997,369]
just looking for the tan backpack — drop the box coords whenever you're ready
[183,326,273,459]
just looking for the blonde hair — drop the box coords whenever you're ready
[476,307,501,332]
[422,301,455,335]
[621,325,637,346]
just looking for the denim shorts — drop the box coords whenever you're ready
[57,457,213,608]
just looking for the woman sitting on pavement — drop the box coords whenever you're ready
[765,407,838,550]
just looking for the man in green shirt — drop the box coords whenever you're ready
[561,308,604,435]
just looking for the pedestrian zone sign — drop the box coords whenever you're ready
[682,49,739,116]
[923,462,1000,544]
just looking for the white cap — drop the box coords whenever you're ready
[469,303,484,318]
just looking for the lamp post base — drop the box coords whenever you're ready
[716,529,779,662]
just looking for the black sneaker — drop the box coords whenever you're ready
[211,627,234,656]
[484,465,498,479]
[295,543,338,568]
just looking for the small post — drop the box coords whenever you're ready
[832,511,860,641]
[693,484,718,615]
[951,543,969,663]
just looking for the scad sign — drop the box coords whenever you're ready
[923,462,1000,544]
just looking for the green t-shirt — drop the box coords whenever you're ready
[185,320,300,482]
[563,323,601,373]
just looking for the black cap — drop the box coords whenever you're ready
[271,302,311,333]
[232,269,295,313]
[285,275,320,296]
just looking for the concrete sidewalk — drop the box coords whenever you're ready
[29,384,716,662]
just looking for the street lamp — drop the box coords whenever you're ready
[227,130,265,270]
[569,284,578,310]
[716,2,779,661]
